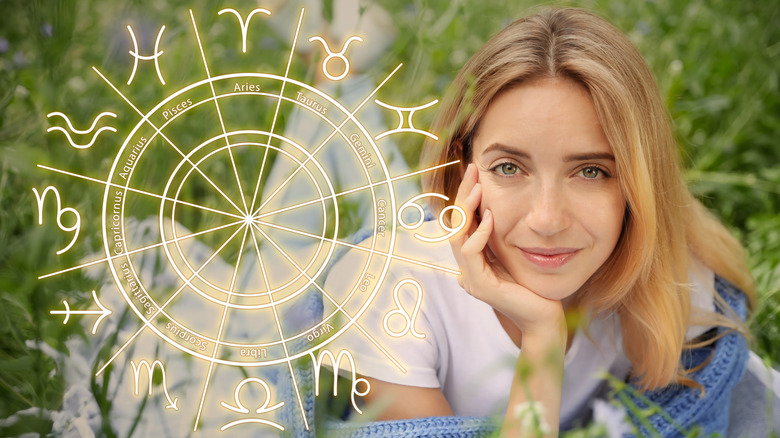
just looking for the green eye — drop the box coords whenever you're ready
[579,166,608,179]
[496,162,519,175]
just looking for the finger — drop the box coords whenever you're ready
[457,209,495,296]
[453,166,481,236]
[455,163,478,204]
[461,208,493,258]
[450,182,482,256]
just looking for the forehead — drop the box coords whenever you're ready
[473,77,611,156]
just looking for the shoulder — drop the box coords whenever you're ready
[619,271,751,436]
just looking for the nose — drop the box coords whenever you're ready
[524,183,571,236]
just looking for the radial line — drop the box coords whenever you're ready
[314,278,407,373]
[190,10,249,213]
[248,225,310,430]
[252,63,403,217]
[194,224,250,430]
[254,221,460,276]
[248,226,273,296]
[92,67,245,214]
[256,159,460,220]
[40,220,243,280]
[38,164,244,220]
[255,224,406,373]
[96,224,247,376]
[249,8,306,214]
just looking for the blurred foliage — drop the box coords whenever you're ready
[0,0,778,435]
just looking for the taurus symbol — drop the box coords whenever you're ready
[308,35,363,81]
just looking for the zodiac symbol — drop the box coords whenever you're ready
[218,8,271,53]
[220,377,285,431]
[310,349,370,414]
[398,193,465,243]
[46,112,117,149]
[32,186,81,255]
[383,279,425,339]
[308,35,363,81]
[126,25,166,85]
[374,99,439,140]
[129,360,179,410]
[50,290,112,335]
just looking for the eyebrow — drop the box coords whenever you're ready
[481,143,614,162]
[563,152,615,162]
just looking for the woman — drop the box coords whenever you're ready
[325,7,763,436]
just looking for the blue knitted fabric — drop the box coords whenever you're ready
[325,416,498,437]
[619,276,749,437]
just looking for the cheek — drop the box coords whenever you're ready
[580,190,625,246]
[478,182,522,235]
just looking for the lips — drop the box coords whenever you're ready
[518,247,580,269]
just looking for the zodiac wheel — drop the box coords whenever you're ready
[102,72,396,367]
[36,4,457,434]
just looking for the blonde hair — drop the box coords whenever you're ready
[421,7,756,390]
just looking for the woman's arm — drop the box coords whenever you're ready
[361,377,454,420]
[451,164,567,437]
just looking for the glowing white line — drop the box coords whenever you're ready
[248,226,273,299]
[50,290,112,335]
[39,220,241,280]
[96,224,247,376]
[126,25,166,85]
[297,255,407,373]
[190,9,249,214]
[374,99,439,140]
[92,66,245,215]
[194,224,250,430]
[352,321,407,373]
[45,126,118,149]
[217,8,271,53]
[253,62,403,217]
[249,7,306,215]
[248,224,310,430]
[257,159,460,220]
[254,224,410,372]
[46,111,117,134]
[37,164,244,220]
[254,219,460,276]
[220,419,285,431]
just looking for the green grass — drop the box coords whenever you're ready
[0,0,778,435]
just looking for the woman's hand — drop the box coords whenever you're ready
[450,163,565,337]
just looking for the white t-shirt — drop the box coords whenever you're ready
[324,222,715,424]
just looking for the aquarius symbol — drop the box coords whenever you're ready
[374,99,439,140]
[398,193,465,243]
[130,360,179,410]
[308,36,363,81]
[50,290,112,335]
[126,25,166,85]
[220,377,285,431]
[33,186,81,255]
[383,279,426,339]
[46,111,117,149]
[218,8,271,53]
[310,350,370,414]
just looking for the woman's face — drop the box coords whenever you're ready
[470,77,625,301]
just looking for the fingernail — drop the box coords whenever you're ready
[483,209,492,220]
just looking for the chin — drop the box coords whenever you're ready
[513,273,585,302]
